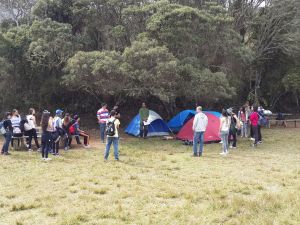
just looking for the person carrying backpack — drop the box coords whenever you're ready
[104,110,120,161]
[1,112,13,155]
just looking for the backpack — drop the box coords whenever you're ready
[230,116,237,132]
[0,121,6,135]
[69,124,75,134]
[106,119,116,136]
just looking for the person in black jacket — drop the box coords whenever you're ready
[1,112,13,155]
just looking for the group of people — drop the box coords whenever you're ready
[193,102,265,157]
[1,101,267,160]
[0,108,90,159]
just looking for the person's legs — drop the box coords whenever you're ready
[144,125,149,138]
[41,133,46,158]
[199,132,204,156]
[193,132,200,156]
[33,129,40,149]
[232,132,237,147]
[80,132,90,146]
[113,137,119,160]
[258,125,262,142]
[140,122,144,137]
[244,122,248,137]
[221,132,227,153]
[3,132,12,153]
[250,125,254,138]
[27,129,33,149]
[104,137,113,160]
[228,130,232,147]
[100,123,106,143]
[75,135,81,144]
[252,125,258,146]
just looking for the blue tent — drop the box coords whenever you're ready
[167,110,196,133]
[125,110,170,137]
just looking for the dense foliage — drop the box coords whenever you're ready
[0,0,299,116]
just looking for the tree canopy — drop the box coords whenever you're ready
[0,0,299,116]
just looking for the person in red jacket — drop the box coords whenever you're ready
[249,106,259,147]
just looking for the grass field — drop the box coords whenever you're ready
[0,128,300,225]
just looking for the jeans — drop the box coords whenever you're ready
[220,130,229,153]
[25,128,40,149]
[241,121,248,137]
[252,125,259,145]
[193,131,204,156]
[104,137,119,160]
[2,131,12,153]
[228,129,237,147]
[11,133,22,148]
[99,123,106,143]
[41,131,52,158]
[140,122,148,138]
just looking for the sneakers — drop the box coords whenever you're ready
[83,145,91,149]
[219,141,223,144]
[28,149,33,152]
[64,147,69,151]
[250,138,255,141]
[220,152,228,156]
[37,148,41,152]
[258,141,263,144]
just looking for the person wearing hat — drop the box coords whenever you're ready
[227,108,240,149]
[73,115,90,148]
[52,109,64,156]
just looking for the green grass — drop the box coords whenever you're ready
[0,128,300,225]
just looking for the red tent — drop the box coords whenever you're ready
[176,112,221,142]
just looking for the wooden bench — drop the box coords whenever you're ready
[268,119,300,128]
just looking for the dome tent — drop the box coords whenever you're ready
[167,110,196,133]
[125,110,170,137]
[176,111,221,143]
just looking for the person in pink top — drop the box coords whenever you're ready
[97,103,109,143]
[249,106,259,147]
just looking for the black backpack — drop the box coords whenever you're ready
[106,119,116,136]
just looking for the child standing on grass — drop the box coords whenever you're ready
[104,110,120,161]
[219,109,230,156]
[1,112,13,155]
[40,110,53,161]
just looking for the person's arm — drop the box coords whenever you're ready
[192,115,197,131]
[219,118,223,133]
[97,110,101,123]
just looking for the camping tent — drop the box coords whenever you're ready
[167,110,196,133]
[125,110,170,137]
[176,111,221,142]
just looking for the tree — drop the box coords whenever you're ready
[0,0,36,26]
[283,68,300,110]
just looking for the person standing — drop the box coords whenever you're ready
[24,108,40,151]
[1,112,13,155]
[192,106,208,157]
[139,102,149,138]
[52,109,64,156]
[238,106,248,138]
[219,109,230,156]
[40,110,53,161]
[227,108,240,149]
[10,109,22,149]
[62,113,72,151]
[113,105,121,119]
[104,110,120,161]
[249,106,259,148]
[97,103,109,143]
